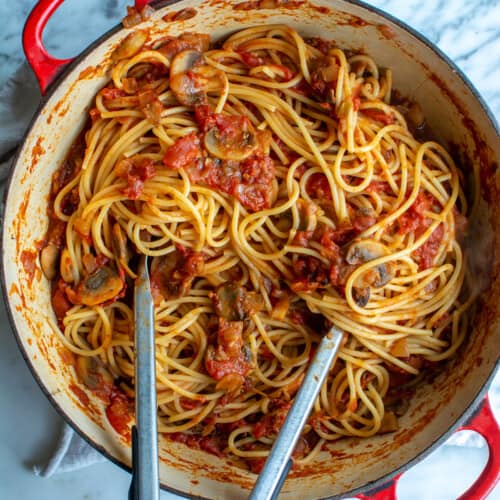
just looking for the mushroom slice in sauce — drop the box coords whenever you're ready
[111,29,149,62]
[204,119,258,161]
[346,239,394,288]
[169,50,206,105]
[346,239,394,307]
[60,247,76,283]
[40,243,60,280]
[169,49,225,106]
[67,266,124,306]
[212,282,264,321]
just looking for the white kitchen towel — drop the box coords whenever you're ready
[1,63,497,477]
[33,424,106,477]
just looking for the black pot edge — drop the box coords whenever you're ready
[1,1,499,499]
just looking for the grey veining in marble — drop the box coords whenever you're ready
[0,1,499,500]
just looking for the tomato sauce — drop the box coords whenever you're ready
[306,172,332,200]
[105,388,133,439]
[163,132,202,170]
[115,156,156,199]
[20,249,38,282]
[361,108,395,125]
[414,223,445,270]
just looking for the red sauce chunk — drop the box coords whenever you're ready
[52,285,72,322]
[170,432,225,458]
[414,223,445,270]
[163,132,202,170]
[238,50,267,67]
[205,319,252,381]
[253,401,292,439]
[115,156,156,199]
[398,192,434,235]
[106,388,132,439]
[306,173,332,200]
[398,193,445,269]
[361,108,395,125]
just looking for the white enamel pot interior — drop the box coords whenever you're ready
[3,1,500,498]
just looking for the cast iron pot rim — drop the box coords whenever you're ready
[1,0,499,498]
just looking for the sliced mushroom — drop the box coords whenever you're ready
[169,50,208,105]
[352,286,370,307]
[67,266,124,306]
[346,239,388,265]
[111,29,149,62]
[75,355,114,393]
[60,248,75,283]
[213,282,249,321]
[204,122,257,161]
[212,282,263,321]
[149,250,201,301]
[40,243,60,280]
[346,239,394,289]
[169,49,225,106]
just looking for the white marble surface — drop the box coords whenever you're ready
[0,1,499,499]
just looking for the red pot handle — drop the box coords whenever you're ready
[457,395,500,500]
[135,0,154,10]
[23,0,153,95]
[22,0,75,95]
[355,395,499,500]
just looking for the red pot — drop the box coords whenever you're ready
[3,0,499,498]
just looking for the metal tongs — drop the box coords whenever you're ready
[129,255,160,500]
[250,326,344,500]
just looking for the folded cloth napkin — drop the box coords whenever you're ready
[33,424,106,477]
[1,63,498,477]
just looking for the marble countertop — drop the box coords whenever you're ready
[0,1,499,499]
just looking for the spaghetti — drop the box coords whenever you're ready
[41,25,475,471]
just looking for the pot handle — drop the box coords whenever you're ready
[135,0,154,10]
[355,395,499,500]
[457,395,500,500]
[23,0,154,94]
[22,0,75,95]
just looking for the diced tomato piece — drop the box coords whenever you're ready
[361,108,395,125]
[306,173,332,200]
[414,223,445,269]
[366,181,392,194]
[238,50,266,67]
[163,132,202,170]
[115,157,156,199]
[52,286,72,321]
[106,389,132,438]
[194,104,216,131]
[398,192,435,236]
[352,212,376,232]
